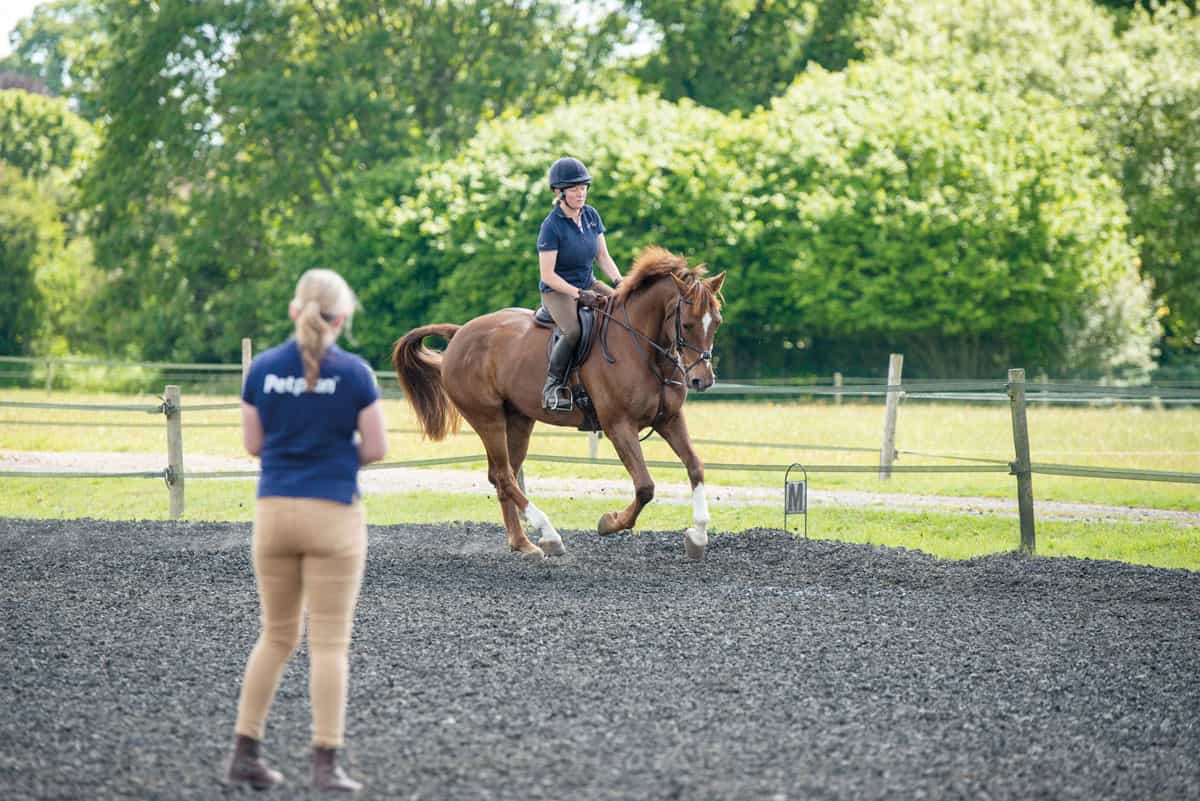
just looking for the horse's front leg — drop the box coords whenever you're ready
[654,413,709,559]
[597,421,655,536]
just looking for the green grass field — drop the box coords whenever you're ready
[2,387,1198,569]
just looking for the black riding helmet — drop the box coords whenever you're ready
[548,157,592,190]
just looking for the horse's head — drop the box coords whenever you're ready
[668,270,726,392]
[616,246,728,392]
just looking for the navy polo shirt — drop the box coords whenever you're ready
[242,339,380,504]
[537,204,606,292]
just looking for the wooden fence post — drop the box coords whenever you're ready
[833,372,843,406]
[1007,368,1036,554]
[242,337,252,389]
[879,354,903,479]
[164,384,184,519]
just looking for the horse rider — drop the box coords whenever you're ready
[536,156,623,410]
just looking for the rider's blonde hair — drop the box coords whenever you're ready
[291,269,358,391]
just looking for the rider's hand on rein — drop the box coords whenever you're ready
[577,289,603,308]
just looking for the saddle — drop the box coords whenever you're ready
[534,305,599,365]
[533,305,602,430]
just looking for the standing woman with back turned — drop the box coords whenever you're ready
[224,268,387,793]
[538,156,623,410]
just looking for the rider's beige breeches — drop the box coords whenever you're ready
[234,496,366,748]
[544,280,611,342]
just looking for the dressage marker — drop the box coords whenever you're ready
[784,462,809,538]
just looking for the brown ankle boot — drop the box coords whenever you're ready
[223,734,284,789]
[311,746,363,793]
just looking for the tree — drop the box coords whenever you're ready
[0,89,94,178]
[81,0,630,362]
[852,0,1200,364]
[735,60,1157,377]
[0,0,107,119]
[1091,5,1200,362]
[0,173,44,355]
[0,89,98,356]
[624,0,818,113]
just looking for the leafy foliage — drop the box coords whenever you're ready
[80,0,630,362]
[0,90,98,355]
[0,0,107,120]
[625,0,819,112]
[1090,6,1200,358]
[0,0,1193,380]
[328,93,740,365]
[849,0,1197,366]
[0,89,94,179]
[727,61,1156,377]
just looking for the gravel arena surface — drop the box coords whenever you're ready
[1,519,1198,801]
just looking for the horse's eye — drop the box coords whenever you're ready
[683,323,695,331]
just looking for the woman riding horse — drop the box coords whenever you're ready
[537,156,623,410]
[393,246,726,560]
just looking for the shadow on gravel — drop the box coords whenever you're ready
[1,518,1198,801]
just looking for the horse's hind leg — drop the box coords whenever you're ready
[505,411,565,557]
[468,413,542,558]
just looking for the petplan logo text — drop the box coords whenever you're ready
[262,373,340,396]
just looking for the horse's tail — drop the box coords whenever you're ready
[392,324,462,441]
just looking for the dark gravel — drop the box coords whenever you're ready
[1,518,1198,801]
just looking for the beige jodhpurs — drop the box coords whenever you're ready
[234,496,366,748]
[543,280,613,341]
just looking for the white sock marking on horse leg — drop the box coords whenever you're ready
[690,483,710,545]
[524,501,561,546]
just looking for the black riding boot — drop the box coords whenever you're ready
[542,334,576,411]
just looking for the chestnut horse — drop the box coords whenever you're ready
[391,246,726,559]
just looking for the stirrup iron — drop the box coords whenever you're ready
[543,383,574,412]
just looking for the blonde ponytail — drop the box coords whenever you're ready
[290,269,358,391]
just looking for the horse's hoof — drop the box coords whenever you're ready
[514,543,546,561]
[683,527,707,560]
[540,537,566,557]
[597,512,623,536]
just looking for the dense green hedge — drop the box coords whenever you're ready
[737,60,1155,377]
[327,81,1154,378]
[314,94,741,367]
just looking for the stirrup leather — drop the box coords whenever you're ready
[543,382,573,412]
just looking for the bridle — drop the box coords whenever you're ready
[665,293,714,378]
[597,281,715,390]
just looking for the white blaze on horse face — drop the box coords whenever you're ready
[701,311,713,338]
[523,501,562,546]
[692,483,710,534]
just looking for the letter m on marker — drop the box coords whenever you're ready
[785,480,806,514]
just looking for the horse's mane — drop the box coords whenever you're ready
[615,246,722,314]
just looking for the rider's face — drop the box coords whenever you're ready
[560,183,588,207]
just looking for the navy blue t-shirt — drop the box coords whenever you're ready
[241,339,380,504]
[537,204,606,292]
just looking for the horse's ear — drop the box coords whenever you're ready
[671,273,697,297]
[706,271,726,295]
